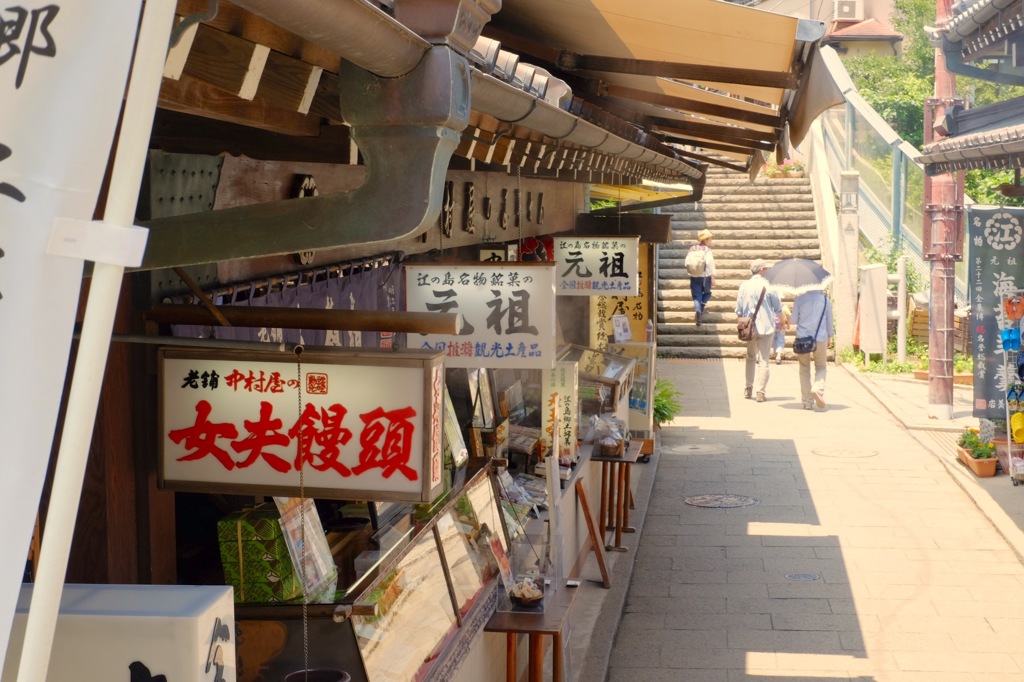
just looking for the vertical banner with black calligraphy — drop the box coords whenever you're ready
[0,1,143,664]
[968,207,1024,418]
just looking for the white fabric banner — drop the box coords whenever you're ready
[0,1,143,670]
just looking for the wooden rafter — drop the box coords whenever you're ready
[558,54,797,90]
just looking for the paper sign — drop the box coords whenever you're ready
[405,262,557,369]
[555,236,639,295]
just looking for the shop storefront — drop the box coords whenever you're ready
[1,1,837,680]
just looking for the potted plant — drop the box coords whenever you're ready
[652,378,682,430]
[780,158,805,178]
[956,427,998,476]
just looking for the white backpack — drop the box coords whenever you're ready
[684,245,707,277]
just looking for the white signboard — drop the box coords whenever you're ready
[555,236,639,296]
[3,584,235,682]
[405,263,557,369]
[541,361,579,460]
[159,348,445,503]
[0,2,144,671]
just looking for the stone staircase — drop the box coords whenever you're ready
[657,166,822,358]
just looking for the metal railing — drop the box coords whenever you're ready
[816,67,967,305]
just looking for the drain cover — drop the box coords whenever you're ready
[684,494,759,508]
[812,447,878,458]
[664,444,729,455]
[785,572,821,581]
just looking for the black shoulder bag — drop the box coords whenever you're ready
[793,296,827,354]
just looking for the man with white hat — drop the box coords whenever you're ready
[686,228,716,326]
[735,259,782,402]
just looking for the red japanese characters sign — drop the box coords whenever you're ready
[159,348,445,502]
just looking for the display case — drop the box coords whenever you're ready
[558,345,635,424]
[608,342,655,437]
[233,467,508,682]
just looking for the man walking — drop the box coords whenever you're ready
[791,289,834,409]
[735,259,782,402]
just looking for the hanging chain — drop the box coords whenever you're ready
[295,347,309,679]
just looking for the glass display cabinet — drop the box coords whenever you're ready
[607,342,655,437]
[557,344,635,424]
[233,468,507,682]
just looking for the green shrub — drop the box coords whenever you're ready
[652,378,682,427]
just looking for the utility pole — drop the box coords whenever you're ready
[922,0,964,420]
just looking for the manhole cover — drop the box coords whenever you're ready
[812,447,878,458]
[684,494,759,508]
[785,572,821,581]
[665,444,729,455]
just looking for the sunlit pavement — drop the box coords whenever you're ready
[570,358,1024,682]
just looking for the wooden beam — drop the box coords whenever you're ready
[150,109,351,162]
[257,50,323,114]
[671,149,748,173]
[561,53,798,90]
[571,214,673,243]
[603,85,782,129]
[656,124,774,152]
[644,116,773,147]
[176,0,339,72]
[158,73,323,137]
[184,23,269,100]
[658,132,758,157]
[146,305,463,334]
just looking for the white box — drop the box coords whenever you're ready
[3,584,236,682]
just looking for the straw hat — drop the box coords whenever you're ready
[750,258,769,273]
[697,229,713,243]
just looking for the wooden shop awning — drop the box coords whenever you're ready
[484,0,846,173]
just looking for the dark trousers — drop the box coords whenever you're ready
[689,276,712,314]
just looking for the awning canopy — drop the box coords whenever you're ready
[484,0,845,174]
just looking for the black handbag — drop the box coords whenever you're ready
[793,297,827,355]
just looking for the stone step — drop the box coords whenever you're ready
[655,164,817,360]
[669,216,818,228]
[659,250,821,268]
[660,239,822,255]
[670,210,816,224]
[657,346,748,359]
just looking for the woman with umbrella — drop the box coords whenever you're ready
[763,259,834,410]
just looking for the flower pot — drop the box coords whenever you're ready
[956,446,971,466]
[964,454,998,477]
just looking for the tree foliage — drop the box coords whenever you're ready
[840,0,1024,201]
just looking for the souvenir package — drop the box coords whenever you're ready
[217,504,304,604]
[273,496,340,604]
[591,416,626,456]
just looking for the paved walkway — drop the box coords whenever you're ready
[571,358,1024,682]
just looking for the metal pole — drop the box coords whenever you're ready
[15,3,176,681]
[897,256,907,364]
[891,146,904,251]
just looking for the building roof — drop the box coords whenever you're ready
[826,17,902,42]
[920,96,1024,174]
